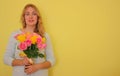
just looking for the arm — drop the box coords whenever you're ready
[44,33,55,67]
[3,32,29,66]
[3,32,16,66]
[25,61,51,74]
[12,57,30,66]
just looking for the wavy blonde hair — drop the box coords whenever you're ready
[21,4,45,37]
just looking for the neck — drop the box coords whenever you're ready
[23,25,35,33]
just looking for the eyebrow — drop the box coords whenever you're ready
[25,11,37,13]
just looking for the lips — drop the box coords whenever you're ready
[28,20,34,22]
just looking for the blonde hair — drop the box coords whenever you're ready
[21,4,45,37]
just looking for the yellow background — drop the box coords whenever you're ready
[0,0,120,76]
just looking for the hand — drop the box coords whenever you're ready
[24,64,40,74]
[22,57,30,65]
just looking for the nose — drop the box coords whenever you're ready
[29,15,33,19]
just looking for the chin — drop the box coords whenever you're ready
[28,23,36,26]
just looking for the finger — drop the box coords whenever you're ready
[29,68,33,74]
[25,68,31,74]
[27,68,33,74]
[24,69,28,73]
[25,65,30,69]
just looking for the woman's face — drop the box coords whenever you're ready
[24,7,38,27]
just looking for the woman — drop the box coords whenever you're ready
[4,3,55,76]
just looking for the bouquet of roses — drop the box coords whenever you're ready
[15,32,46,64]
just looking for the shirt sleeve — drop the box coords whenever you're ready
[3,32,17,66]
[45,33,55,66]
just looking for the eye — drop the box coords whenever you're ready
[25,13,30,16]
[33,13,37,15]
[32,12,37,16]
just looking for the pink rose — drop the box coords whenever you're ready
[18,42,27,51]
[37,43,46,50]
[41,44,46,49]
[36,37,42,44]
[25,39,32,47]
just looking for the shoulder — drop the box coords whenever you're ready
[9,29,21,37]
[44,32,48,37]
[44,32,50,39]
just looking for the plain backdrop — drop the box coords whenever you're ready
[0,0,120,76]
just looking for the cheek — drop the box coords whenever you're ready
[34,16,38,20]
[34,16,38,22]
[25,16,29,21]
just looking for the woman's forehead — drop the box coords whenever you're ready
[25,7,36,12]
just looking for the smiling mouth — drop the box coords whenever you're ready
[28,20,34,22]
